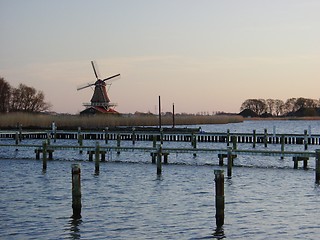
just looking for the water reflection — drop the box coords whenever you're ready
[213,227,225,239]
[68,217,82,240]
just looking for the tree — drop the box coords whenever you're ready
[0,77,11,112]
[240,99,267,116]
[10,83,51,112]
[266,99,284,116]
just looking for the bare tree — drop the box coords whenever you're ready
[240,99,267,115]
[0,77,11,112]
[10,84,51,112]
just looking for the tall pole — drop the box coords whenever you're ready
[172,103,175,128]
[158,96,162,129]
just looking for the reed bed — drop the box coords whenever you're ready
[0,112,243,130]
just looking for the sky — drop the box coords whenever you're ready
[1,0,320,114]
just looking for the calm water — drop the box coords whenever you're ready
[1,120,320,239]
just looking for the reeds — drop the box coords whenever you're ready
[0,112,243,130]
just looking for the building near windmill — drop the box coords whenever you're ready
[77,61,120,115]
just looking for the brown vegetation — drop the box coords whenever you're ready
[0,112,243,130]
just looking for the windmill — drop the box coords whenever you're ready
[77,61,120,114]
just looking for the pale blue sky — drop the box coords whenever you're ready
[1,0,320,114]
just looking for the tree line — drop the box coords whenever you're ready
[240,98,320,117]
[0,77,51,113]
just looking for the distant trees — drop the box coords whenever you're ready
[240,97,320,117]
[0,76,51,113]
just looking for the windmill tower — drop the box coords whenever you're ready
[77,61,120,114]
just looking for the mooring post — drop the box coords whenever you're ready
[42,140,48,171]
[156,144,162,175]
[264,129,268,147]
[95,141,100,174]
[227,147,232,178]
[15,132,19,151]
[232,136,237,150]
[132,127,136,145]
[18,123,22,142]
[316,150,320,184]
[105,127,109,144]
[153,135,157,148]
[253,130,256,148]
[192,134,197,157]
[226,129,230,146]
[78,133,83,154]
[71,163,82,219]
[273,126,276,144]
[281,134,285,159]
[304,130,308,150]
[52,121,57,143]
[214,170,225,232]
[160,128,164,144]
[117,134,121,154]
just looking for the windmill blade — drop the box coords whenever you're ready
[102,73,121,82]
[77,82,95,91]
[91,61,99,79]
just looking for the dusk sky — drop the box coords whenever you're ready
[1,0,320,114]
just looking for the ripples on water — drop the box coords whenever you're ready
[1,120,320,239]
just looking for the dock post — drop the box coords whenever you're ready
[304,130,308,150]
[253,130,256,148]
[71,163,81,219]
[95,141,100,174]
[156,145,162,175]
[78,133,83,154]
[42,140,48,171]
[46,132,51,146]
[15,132,19,151]
[192,134,197,157]
[316,150,320,184]
[280,135,285,159]
[117,134,121,154]
[227,147,232,178]
[52,122,57,143]
[105,127,109,144]
[132,127,136,145]
[214,170,225,234]
[160,128,164,144]
[18,123,22,142]
[232,136,237,150]
[293,157,298,169]
[273,126,276,144]
[264,129,268,147]
[226,129,230,146]
[153,135,157,148]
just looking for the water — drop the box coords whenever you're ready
[1,120,320,239]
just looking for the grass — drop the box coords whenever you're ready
[0,112,243,130]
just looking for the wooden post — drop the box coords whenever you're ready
[15,132,19,151]
[18,123,22,142]
[158,96,162,129]
[46,132,51,146]
[304,130,308,150]
[42,141,48,171]
[52,122,57,143]
[214,170,225,232]
[78,133,83,154]
[253,130,256,148]
[160,128,163,144]
[153,135,157,148]
[232,136,237,150]
[156,145,162,175]
[105,127,109,144]
[226,129,230,146]
[117,134,121,154]
[192,134,197,157]
[264,129,268,147]
[280,134,285,159]
[132,127,136,145]
[172,103,175,128]
[227,147,232,178]
[293,157,298,169]
[95,142,100,174]
[315,150,320,184]
[71,163,81,219]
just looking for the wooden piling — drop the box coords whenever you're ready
[157,145,162,175]
[227,147,232,178]
[304,130,308,150]
[281,135,285,159]
[78,133,83,154]
[95,142,100,174]
[105,127,109,144]
[132,127,136,145]
[192,134,197,157]
[214,170,225,230]
[232,136,237,150]
[226,129,230,146]
[15,132,19,151]
[264,129,268,147]
[71,163,81,219]
[42,141,48,171]
[253,130,256,148]
[153,135,157,148]
[316,150,320,184]
[117,134,121,154]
